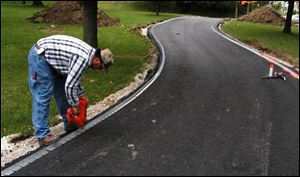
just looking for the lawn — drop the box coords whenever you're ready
[99,1,183,27]
[1,2,181,137]
[221,20,299,67]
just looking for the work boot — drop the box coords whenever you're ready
[38,135,58,146]
[64,123,78,134]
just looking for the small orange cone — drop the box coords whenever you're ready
[262,63,286,80]
[268,63,274,77]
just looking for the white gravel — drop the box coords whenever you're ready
[1,26,156,168]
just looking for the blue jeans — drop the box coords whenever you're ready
[28,45,69,139]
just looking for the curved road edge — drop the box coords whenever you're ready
[1,16,185,176]
[211,20,299,80]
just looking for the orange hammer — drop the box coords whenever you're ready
[66,97,88,128]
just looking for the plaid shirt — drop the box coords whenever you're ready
[37,35,96,107]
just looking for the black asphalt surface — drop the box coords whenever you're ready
[11,17,299,176]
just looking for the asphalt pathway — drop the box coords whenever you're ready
[10,17,299,176]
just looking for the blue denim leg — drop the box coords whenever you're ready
[53,74,69,128]
[28,45,55,139]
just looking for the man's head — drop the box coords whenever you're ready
[91,48,114,71]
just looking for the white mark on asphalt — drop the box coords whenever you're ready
[150,102,157,106]
[232,160,238,168]
[255,98,261,111]
[127,144,138,160]
[260,121,272,176]
[128,144,134,148]
[131,151,138,160]
[97,151,108,156]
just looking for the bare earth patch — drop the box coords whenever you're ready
[1,26,156,168]
[27,1,120,27]
[238,6,285,25]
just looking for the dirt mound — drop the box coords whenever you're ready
[27,1,120,27]
[238,6,285,25]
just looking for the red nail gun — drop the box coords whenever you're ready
[66,97,88,128]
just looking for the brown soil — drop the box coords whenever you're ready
[238,6,285,25]
[27,1,120,27]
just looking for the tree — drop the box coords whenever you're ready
[175,1,236,17]
[146,1,172,16]
[235,1,239,18]
[283,1,294,34]
[238,1,257,14]
[257,1,270,7]
[82,1,98,48]
[32,1,43,6]
[155,2,161,15]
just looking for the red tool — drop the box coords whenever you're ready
[66,97,88,128]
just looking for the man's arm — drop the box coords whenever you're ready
[65,56,89,107]
[78,81,84,98]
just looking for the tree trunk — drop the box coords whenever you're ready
[247,3,250,14]
[155,3,160,16]
[32,1,43,6]
[258,1,270,7]
[283,1,294,34]
[235,2,238,18]
[82,1,98,48]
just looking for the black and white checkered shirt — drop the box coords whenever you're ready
[37,35,96,107]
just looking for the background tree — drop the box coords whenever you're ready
[175,1,236,17]
[257,1,270,7]
[82,1,98,48]
[146,1,172,16]
[283,1,294,34]
[154,1,161,15]
[32,1,43,6]
[235,1,239,18]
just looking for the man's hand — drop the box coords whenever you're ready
[71,106,80,117]
[72,96,88,116]
[80,96,88,103]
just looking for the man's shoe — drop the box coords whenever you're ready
[38,135,58,146]
[64,123,78,134]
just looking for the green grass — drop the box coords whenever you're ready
[222,20,299,67]
[105,10,182,27]
[1,3,181,137]
[99,1,147,11]
[99,1,183,27]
